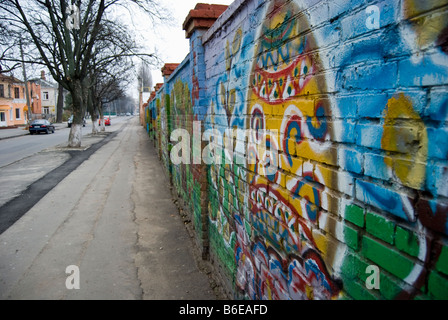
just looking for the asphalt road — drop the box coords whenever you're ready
[0,116,131,169]
[0,116,135,215]
[0,117,135,232]
[0,124,85,169]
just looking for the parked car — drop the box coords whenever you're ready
[67,115,86,127]
[99,116,111,126]
[29,119,55,134]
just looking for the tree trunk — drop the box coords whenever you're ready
[91,101,99,134]
[68,79,84,147]
[91,118,98,134]
[56,83,64,123]
[69,123,83,147]
[91,99,100,134]
[99,106,105,132]
[86,86,99,135]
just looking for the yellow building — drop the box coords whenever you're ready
[0,74,28,127]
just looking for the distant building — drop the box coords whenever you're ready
[29,71,58,119]
[0,74,28,127]
[28,81,42,117]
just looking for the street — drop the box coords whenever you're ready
[0,116,130,168]
[0,116,133,210]
[0,118,217,300]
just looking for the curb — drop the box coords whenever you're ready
[0,124,67,141]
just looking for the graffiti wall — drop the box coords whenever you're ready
[146,35,211,256]
[167,61,207,250]
[147,0,448,299]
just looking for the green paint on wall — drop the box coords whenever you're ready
[366,211,395,244]
[435,244,448,276]
[428,270,448,299]
[209,221,236,276]
[343,223,359,250]
[343,278,378,300]
[362,235,414,280]
[344,204,365,228]
[395,226,420,257]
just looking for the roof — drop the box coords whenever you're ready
[28,77,58,89]
[0,74,23,84]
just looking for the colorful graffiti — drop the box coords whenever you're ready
[206,22,253,283]
[205,0,346,300]
[336,0,448,299]
[242,0,345,300]
[147,0,448,300]
[205,0,448,300]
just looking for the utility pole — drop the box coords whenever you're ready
[20,39,32,127]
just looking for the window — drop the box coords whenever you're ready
[43,91,49,100]
[14,87,20,99]
[15,108,20,119]
[0,84,4,98]
[43,107,49,114]
[0,112,5,122]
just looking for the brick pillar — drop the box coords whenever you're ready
[161,63,180,82]
[154,83,164,159]
[183,3,228,260]
[149,92,156,144]
[161,63,179,156]
[182,3,228,39]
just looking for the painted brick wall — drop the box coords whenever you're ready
[146,30,212,258]
[146,0,448,300]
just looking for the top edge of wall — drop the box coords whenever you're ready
[202,0,247,44]
[165,54,191,84]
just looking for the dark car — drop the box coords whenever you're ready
[67,115,86,127]
[29,119,55,134]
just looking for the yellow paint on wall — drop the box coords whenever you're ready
[382,93,428,189]
[403,0,448,49]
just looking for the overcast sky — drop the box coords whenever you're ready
[129,0,235,91]
[21,1,235,102]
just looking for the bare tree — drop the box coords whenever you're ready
[0,0,167,147]
[0,18,21,74]
[138,61,153,92]
[83,17,146,133]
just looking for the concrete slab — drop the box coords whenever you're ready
[0,118,217,300]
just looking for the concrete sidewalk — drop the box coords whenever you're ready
[0,118,218,300]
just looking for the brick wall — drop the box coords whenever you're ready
[146,0,448,300]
